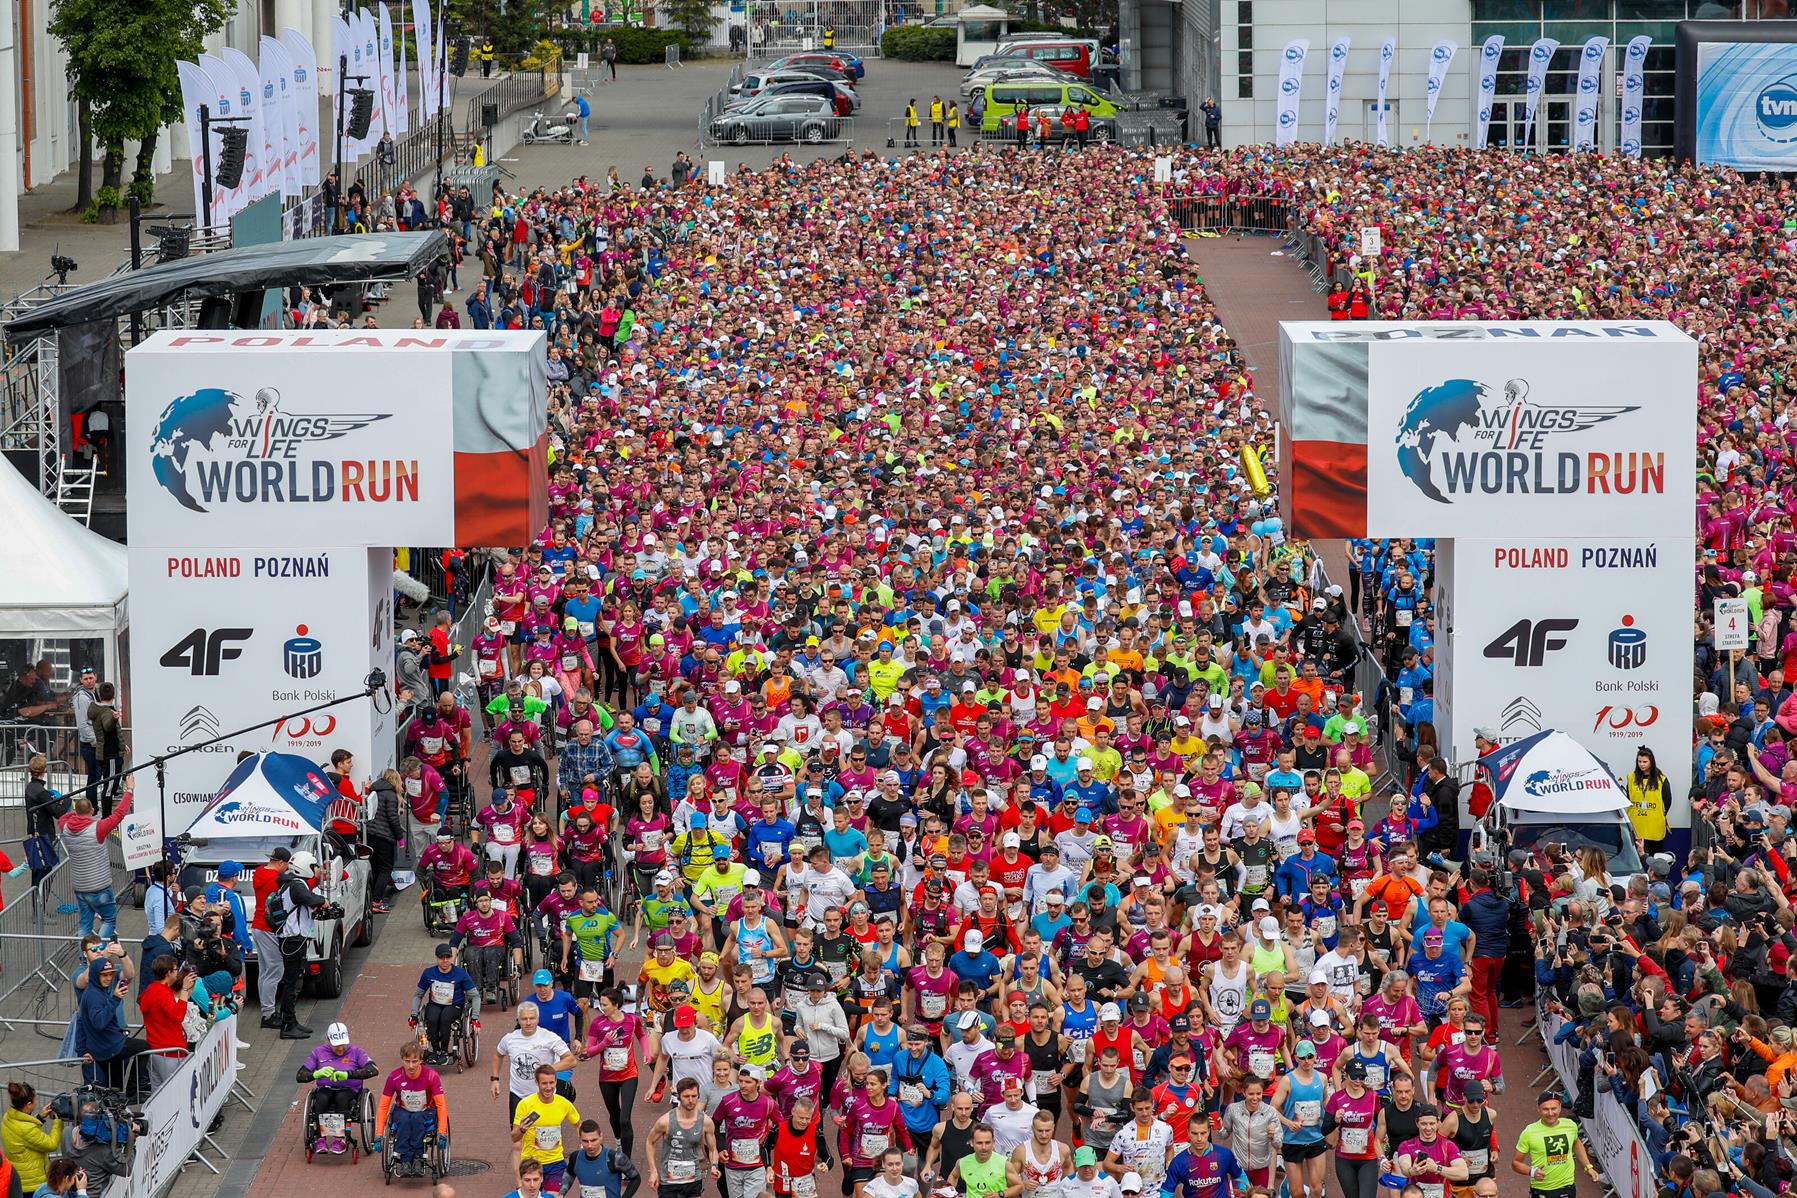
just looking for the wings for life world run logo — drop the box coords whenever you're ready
[149,386,415,512]
[1521,766,1613,800]
[1393,376,1663,504]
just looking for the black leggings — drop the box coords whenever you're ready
[818,1057,843,1116]
[600,1076,638,1157]
[1334,1156,1378,1198]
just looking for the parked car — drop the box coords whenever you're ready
[992,40,1094,77]
[725,78,857,116]
[766,51,865,79]
[732,68,850,97]
[709,93,846,144]
[960,63,1068,98]
[984,103,1118,143]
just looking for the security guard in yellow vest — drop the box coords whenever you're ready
[904,99,919,147]
[479,39,494,77]
[946,99,959,147]
[929,95,944,145]
[823,23,834,48]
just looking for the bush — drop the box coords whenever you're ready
[557,26,690,62]
[880,26,954,61]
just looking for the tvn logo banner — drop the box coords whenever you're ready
[1365,335,1696,538]
[125,329,549,549]
[1695,40,1797,173]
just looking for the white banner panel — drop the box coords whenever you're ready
[99,1015,241,1198]
[279,29,321,186]
[1376,38,1394,147]
[1620,35,1650,157]
[1276,39,1309,146]
[125,329,548,549]
[127,547,391,823]
[1324,37,1350,147]
[1473,35,1503,149]
[1364,326,1697,538]
[1443,536,1694,833]
[1522,37,1560,150]
[1574,36,1608,151]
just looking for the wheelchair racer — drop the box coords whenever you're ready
[375,1040,450,1178]
[450,888,523,1004]
[296,1021,378,1155]
[418,831,478,921]
[413,942,480,1065]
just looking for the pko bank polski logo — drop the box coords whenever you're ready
[1757,78,1797,140]
[149,386,408,513]
[1393,377,1661,505]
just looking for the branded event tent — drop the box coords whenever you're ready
[183,751,336,840]
[0,456,127,684]
[1480,727,1629,817]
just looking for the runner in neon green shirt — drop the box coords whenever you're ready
[1510,1092,1599,1195]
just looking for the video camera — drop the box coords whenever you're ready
[52,1086,148,1145]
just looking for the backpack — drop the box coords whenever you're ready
[264,880,291,932]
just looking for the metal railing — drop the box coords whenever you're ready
[0,860,97,1048]
[1166,194,1294,235]
[0,720,131,803]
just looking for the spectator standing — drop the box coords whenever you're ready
[270,850,330,1038]
[1200,97,1220,148]
[86,684,123,815]
[2,1083,60,1195]
[367,768,407,912]
[251,847,293,1027]
[22,754,64,886]
[137,955,196,1087]
[602,38,616,80]
[71,666,97,788]
[576,92,591,144]
[57,790,133,940]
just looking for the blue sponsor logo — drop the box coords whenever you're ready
[1758,81,1797,134]
[1525,75,1542,93]
[1331,43,1347,61]
[1328,76,1340,93]
[295,67,308,82]
[219,97,231,113]
[263,82,274,98]
[1480,74,1495,92]
[1576,108,1595,126]
[1622,105,1640,124]
[1381,44,1393,61]
[1583,41,1604,60]
[1281,76,1300,94]
[1621,137,1642,154]
[1579,74,1599,93]
[1432,45,1451,62]
[1478,107,1491,123]
[1283,44,1304,62]
[1532,43,1553,61]
[1277,110,1297,127]
[1427,76,1441,93]
[1482,43,1502,62]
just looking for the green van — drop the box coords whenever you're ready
[979,80,1117,132]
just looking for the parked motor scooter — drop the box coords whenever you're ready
[521,109,579,144]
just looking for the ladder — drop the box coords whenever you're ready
[56,465,97,527]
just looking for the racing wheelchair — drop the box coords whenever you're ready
[301,1084,376,1164]
[420,873,467,937]
[380,1119,452,1184]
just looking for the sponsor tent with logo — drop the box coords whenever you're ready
[0,455,128,702]
[182,751,339,859]
[1471,727,1644,876]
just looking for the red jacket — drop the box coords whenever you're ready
[139,978,188,1051]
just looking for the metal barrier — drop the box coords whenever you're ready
[0,719,128,802]
[701,113,854,148]
[0,857,97,1050]
[665,42,682,67]
[1165,194,1293,235]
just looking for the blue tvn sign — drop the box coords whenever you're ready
[1758,79,1797,136]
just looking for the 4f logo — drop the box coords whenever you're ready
[1483,618,1578,667]
[161,628,252,675]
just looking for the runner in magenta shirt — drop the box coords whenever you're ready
[1395,1109,1469,1198]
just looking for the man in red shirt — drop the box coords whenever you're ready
[250,847,293,1028]
[138,955,196,1087]
[427,611,457,696]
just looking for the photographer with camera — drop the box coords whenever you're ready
[266,849,341,1040]
[32,1157,90,1198]
[180,890,243,1005]
[3,1083,60,1194]
[138,955,197,1088]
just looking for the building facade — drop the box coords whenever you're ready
[1188,0,1786,154]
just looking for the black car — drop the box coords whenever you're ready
[709,93,847,144]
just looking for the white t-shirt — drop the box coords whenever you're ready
[497,1028,572,1098]
[663,1028,724,1088]
[865,1179,920,1198]
[1061,1174,1122,1198]
[1315,949,1360,1003]
[986,1101,1040,1155]
[798,866,857,922]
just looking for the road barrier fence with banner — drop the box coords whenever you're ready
[1539,1010,1655,1198]
[99,1014,249,1198]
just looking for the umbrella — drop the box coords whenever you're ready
[1477,728,1628,816]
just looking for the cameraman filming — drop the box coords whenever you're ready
[181,898,243,1008]
[268,849,340,1040]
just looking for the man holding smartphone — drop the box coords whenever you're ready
[136,955,196,1088]
[511,1065,582,1194]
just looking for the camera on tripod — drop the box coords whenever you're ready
[52,1086,148,1144]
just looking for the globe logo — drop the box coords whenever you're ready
[1479,106,1491,123]
[1577,108,1595,126]
[1483,43,1502,62]
[1532,44,1552,61]
[1281,76,1300,94]
[1480,74,1495,91]
[1381,44,1394,62]
[1579,74,1599,93]
[1583,42,1604,60]
[1525,75,1542,93]
[1623,105,1641,124]
[1757,79,1797,135]
[1284,45,1304,62]
[1278,111,1296,127]
[1622,137,1642,154]
[1428,76,1441,93]
[1332,43,1347,61]
[1329,76,1340,93]
[1432,45,1451,62]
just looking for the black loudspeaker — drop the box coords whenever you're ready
[348,88,375,138]
[197,297,235,328]
[215,126,248,187]
[481,102,499,127]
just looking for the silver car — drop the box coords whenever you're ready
[709,93,846,144]
[960,63,1067,98]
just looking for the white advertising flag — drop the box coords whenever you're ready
[394,9,410,133]
[1573,36,1608,151]
[198,54,243,218]
[1473,35,1504,149]
[1324,36,1350,147]
[1275,39,1309,147]
[363,10,387,142]
[411,0,433,117]
[175,61,214,228]
[431,9,446,122]
[378,6,398,146]
[279,29,321,186]
[254,48,283,200]
[221,49,267,203]
[1620,36,1650,157]
[331,16,355,160]
[1521,37,1560,151]
[261,38,302,199]
[1376,38,1395,147]
[1423,39,1458,140]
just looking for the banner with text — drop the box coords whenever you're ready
[1522,37,1560,149]
[1574,36,1609,151]
[125,330,548,548]
[126,547,394,829]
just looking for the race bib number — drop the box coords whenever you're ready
[579,621,596,638]
[494,823,517,844]
[1293,1100,1321,1126]
[502,621,518,636]
[1363,1063,1385,1089]
[490,898,510,915]
[921,992,947,1019]
[1133,1045,1148,1072]
[510,766,532,784]
[401,1088,427,1112]
[1247,1048,1275,1077]
[1314,916,1336,941]
[1244,865,1268,887]
[536,1125,563,1151]
[900,1083,926,1106]
[1418,1184,1443,1198]
[1463,1149,1489,1175]
[562,654,581,671]
[642,830,663,852]
[1349,877,1370,900]
[531,855,555,876]
[1068,1038,1089,1063]
[480,658,500,678]
[713,885,739,908]
[792,1175,818,1198]
[826,959,850,982]
[667,1160,698,1184]
[320,1113,346,1136]
[1032,1069,1059,1093]
[1008,901,1025,923]
[859,1130,889,1160]
[406,778,424,797]
[431,980,457,1004]
[1339,1126,1369,1155]
[604,1046,630,1071]
[580,959,606,982]
[731,1138,761,1165]
[1396,609,1413,628]
[423,736,445,755]
[1398,687,1414,706]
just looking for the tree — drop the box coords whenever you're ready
[657,0,717,43]
[49,0,229,220]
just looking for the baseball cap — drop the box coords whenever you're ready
[1122,1175,1144,1194]
[995,1025,1017,1043]
[964,930,984,950]
[1249,998,1271,1019]
[216,860,242,880]
[326,1022,350,1046]
[1030,754,1049,769]
[1297,829,1316,844]
[1344,1059,1368,1080]
[1463,1079,1487,1102]
[268,847,295,862]
[1129,993,1151,1012]
[1099,1002,1122,1022]
[1073,1147,1098,1168]
[533,969,554,986]
[674,1005,698,1028]
[435,943,455,958]
[1076,757,1094,771]
[738,1064,765,1080]
[1251,897,1271,913]
[1075,808,1094,824]
[1197,904,1220,920]
[1003,832,1021,848]
[1259,916,1281,940]
[807,974,829,990]
[959,1012,982,1031]
[1308,968,1327,985]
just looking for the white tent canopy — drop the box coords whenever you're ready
[0,458,126,635]
[1485,728,1629,818]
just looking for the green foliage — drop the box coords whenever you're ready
[1004,17,1101,37]
[880,26,954,61]
[446,0,546,56]
[49,0,231,153]
[557,27,689,63]
[659,0,719,44]
[84,185,123,223]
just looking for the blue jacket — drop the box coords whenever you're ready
[1459,888,1512,958]
[466,292,492,330]
[564,1145,637,1198]
[1274,849,1336,903]
[888,1049,953,1133]
[575,95,591,118]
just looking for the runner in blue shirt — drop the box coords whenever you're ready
[1160,1114,1248,1198]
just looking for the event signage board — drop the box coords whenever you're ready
[125,546,393,842]
[1436,536,1694,834]
[1715,595,1750,651]
[98,1015,240,1198]
[1691,38,1797,171]
[125,329,549,549]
